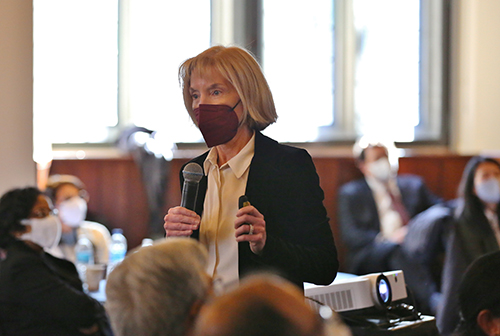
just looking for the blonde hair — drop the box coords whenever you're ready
[179,45,277,131]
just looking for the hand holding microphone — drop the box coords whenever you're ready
[235,195,267,255]
[164,163,203,237]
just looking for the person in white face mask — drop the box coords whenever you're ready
[435,156,500,336]
[0,187,112,336]
[45,174,111,265]
[338,136,442,314]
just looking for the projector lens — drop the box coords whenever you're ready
[379,279,390,303]
[375,274,392,307]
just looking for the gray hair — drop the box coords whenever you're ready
[105,237,210,336]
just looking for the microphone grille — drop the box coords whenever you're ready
[182,162,203,183]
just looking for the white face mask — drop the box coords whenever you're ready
[58,196,87,227]
[475,178,500,204]
[20,215,62,249]
[368,157,393,182]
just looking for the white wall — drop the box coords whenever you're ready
[451,0,500,154]
[0,0,36,195]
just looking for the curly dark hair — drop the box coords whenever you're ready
[0,187,41,248]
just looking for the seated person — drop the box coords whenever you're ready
[0,187,111,336]
[193,273,352,336]
[105,237,212,336]
[454,250,500,336]
[45,174,111,264]
[434,157,500,336]
[338,136,441,313]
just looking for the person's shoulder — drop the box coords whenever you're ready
[192,150,210,162]
[255,132,310,159]
[81,221,111,237]
[413,201,455,222]
[0,243,39,291]
[183,151,210,169]
[339,178,369,195]
[42,250,79,272]
[5,240,38,259]
[397,174,429,188]
[179,151,210,179]
[2,241,46,272]
[397,173,425,182]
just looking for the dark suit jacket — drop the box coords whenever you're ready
[0,240,107,336]
[182,131,339,289]
[338,174,441,274]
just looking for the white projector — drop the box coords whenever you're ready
[305,270,407,312]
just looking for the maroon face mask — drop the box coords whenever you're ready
[194,100,241,148]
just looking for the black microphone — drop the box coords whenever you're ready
[181,162,203,211]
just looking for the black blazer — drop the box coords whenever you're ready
[182,131,339,289]
[0,240,107,336]
[338,175,441,274]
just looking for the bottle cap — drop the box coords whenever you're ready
[141,238,154,247]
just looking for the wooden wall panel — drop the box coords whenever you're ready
[440,156,474,200]
[399,156,472,201]
[399,157,443,196]
[313,157,363,268]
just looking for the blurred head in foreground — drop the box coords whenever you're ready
[193,273,351,336]
[105,238,211,336]
[455,250,500,336]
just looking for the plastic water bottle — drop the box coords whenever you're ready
[141,238,154,248]
[107,228,127,277]
[75,235,94,290]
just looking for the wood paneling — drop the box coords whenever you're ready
[49,154,474,270]
[398,156,472,200]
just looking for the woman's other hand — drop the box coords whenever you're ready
[164,206,200,237]
[234,205,266,255]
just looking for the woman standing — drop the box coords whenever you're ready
[163,45,338,291]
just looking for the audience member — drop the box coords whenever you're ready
[105,237,211,336]
[0,187,112,336]
[193,273,352,336]
[454,250,500,336]
[338,136,441,313]
[45,174,111,264]
[436,156,500,335]
[163,45,338,292]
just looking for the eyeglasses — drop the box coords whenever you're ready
[29,208,56,219]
